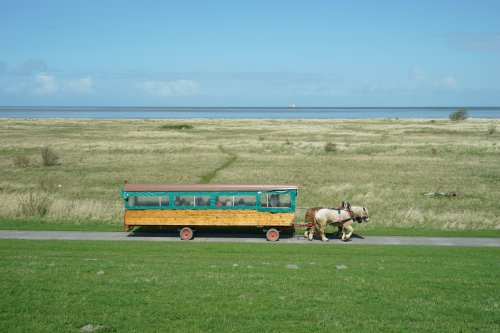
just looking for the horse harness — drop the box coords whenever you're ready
[327,209,354,226]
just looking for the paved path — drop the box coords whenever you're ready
[0,230,499,247]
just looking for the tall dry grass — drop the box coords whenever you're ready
[0,118,498,230]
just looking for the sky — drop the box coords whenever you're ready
[0,0,499,107]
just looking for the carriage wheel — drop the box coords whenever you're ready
[180,227,194,240]
[266,228,280,242]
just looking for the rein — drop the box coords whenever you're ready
[327,217,353,225]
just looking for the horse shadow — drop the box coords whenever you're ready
[327,232,365,241]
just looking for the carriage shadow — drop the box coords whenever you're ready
[127,226,296,240]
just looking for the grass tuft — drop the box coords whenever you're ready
[487,124,496,135]
[17,192,51,218]
[449,108,468,121]
[13,155,31,168]
[41,146,60,166]
[159,123,193,130]
[324,141,337,152]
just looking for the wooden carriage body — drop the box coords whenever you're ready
[120,184,298,240]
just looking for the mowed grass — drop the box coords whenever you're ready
[0,239,498,333]
[0,118,499,233]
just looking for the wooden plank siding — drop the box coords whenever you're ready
[124,209,295,228]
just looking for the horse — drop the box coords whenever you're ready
[311,205,354,242]
[303,206,326,238]
[303,203,354,241]
[304,202,370,241]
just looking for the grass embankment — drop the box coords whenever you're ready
[0,118,498,234]
[1,240,498,333]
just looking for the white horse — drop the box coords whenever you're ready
[313,207,354,242]
[330,202,370,237]
[303,204,353,242]
[304,202,369,241]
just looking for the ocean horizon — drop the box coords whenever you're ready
[0,106,499,119]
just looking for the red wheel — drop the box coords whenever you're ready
[180,227,194,240]
[266,228,280,242]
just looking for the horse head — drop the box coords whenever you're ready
[353,206,369,223]
[341,202,369,223]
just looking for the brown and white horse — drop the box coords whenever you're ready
[312,206,354,242]
[304,202,369,242]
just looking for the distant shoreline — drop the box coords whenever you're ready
[1,106,499,119]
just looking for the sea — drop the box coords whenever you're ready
[0,106,499,119]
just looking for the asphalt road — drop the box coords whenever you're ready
[0,230,499,247]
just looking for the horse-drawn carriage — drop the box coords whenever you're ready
[120,183,369,241]
[120,184,297,241]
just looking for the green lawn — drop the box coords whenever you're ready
[1,239,498,332]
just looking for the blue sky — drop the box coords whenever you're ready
[1,0,499,107]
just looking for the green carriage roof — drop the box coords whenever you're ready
[121,184,298,192]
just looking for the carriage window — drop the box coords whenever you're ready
[174,195,210,207]
[216,195,256,207]
[129,196,169,207]
[260,193,291,208]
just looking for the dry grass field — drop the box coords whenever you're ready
[0,117,498,232]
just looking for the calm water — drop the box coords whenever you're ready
[0,106,499,119]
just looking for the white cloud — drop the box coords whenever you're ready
[64,75,93,94]
[139,80,172,96]
[10,58,47,75]
[34,73,58,94]
[5,82,30,93]
[7,73,93,95]
[409,68,426,81]
[138,79,200,96]
[439,75,458,89]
